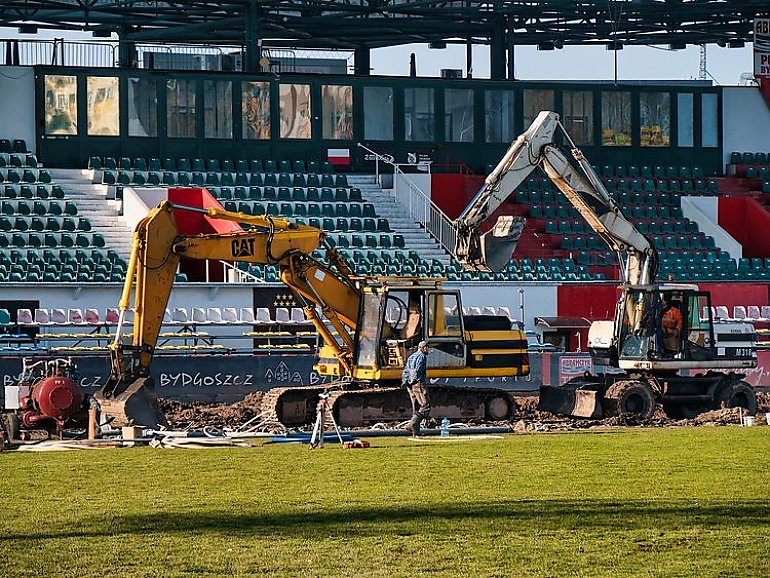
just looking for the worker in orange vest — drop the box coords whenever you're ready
[660,295,683,353]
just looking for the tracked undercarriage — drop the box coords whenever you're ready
[260,381,517,428]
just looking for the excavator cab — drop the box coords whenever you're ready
[350,280,470,380]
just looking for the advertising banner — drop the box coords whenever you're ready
[755,18,770,78]
[559,355,593,385]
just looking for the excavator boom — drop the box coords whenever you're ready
[95,201,362,428]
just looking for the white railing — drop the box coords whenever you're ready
[357,143,457,255]
[219,261,265,284]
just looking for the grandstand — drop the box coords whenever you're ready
[1,2,770,389]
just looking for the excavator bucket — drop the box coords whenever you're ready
[94,377,168,429]
[538,385,603,419]
[478,216,526,273]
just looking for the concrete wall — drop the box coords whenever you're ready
[681,196,742,259]
[723,87,770,168]
[446,282,558,328]
[123,187,166,230]
[0,66,36,153]
[0,284,254,316]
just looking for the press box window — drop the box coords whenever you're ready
[279,83,312,139]
[166,78,196,138]
[242,81,271,140]
[322,85,353,140]
[44,75,78,135]
[87,76,119,136]
[363,86,393,141]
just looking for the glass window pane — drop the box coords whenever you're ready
[677,93,694,147]
[322,85,353,140]
[86,76,119,136]
[562,91,593,146]
[44,75,77,135]
[702,93,718,148]
[364,87,393,140]
[166,78,196,138]
[445,88,474,142]
[485,90,515,142]
[640,92,670,147]
[203,80,232,139]
[128,77,157,137]
[404,87,434,141]
[242,81,271,140]
[601,91,631,146]
[523,89,554,128]
[428,293,461,337]
[279,83,312,139]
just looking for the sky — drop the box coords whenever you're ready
[7,28,757,86]
[370,42,756,86]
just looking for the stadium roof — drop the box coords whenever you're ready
[0,1,768,50]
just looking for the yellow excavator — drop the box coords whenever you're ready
[95,200,530,428]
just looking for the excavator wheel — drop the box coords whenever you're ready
[2,412,20,441]
[715,381,757,415]
[602,380,655,420]
[485,395,512,421]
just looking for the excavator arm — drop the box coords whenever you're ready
[455,111,658,284]
[96,200,362,427]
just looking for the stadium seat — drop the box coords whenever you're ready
[191,307,207,324]
[239,307,256,324]
[206,307,223,323]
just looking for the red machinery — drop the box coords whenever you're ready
[3,359,86,439]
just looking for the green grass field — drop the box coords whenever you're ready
[1,428,769,577]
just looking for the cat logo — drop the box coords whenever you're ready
[231,238,255,258]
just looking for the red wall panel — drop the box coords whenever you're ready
[557,284,619,320]
[718,196,770,257]
[431,174,484,219]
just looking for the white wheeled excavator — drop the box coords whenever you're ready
[454,110,758,419]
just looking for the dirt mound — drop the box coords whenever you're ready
[510,394,749,431]
[159,392,265,430]
[757,391,770,413]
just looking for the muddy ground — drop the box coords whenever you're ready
[158,391,770,433]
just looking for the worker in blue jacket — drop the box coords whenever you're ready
[402,341,431,436]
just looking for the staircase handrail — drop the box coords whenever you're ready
[356,143,457,255]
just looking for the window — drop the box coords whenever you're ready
[562,91,593,145]
[166,79,196,138]
[445,88,474,142]
[322,85,353,140]
[686,294,712,350]
[640,92,670,147]
[427,293,461,338]
[485,90,515,142]
[523,89,554,128]
[128,77,157,137]
[404,87,434,141]
[203,80,232,139]
[677,93,694,147]
[363,87,393,140]
[702,93,718,148]
[44,75,77,135]
[242,81,271,140]
[279,83,311,139]
[601,91,631,146]
[86,76,119,136]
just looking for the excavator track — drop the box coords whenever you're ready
[327,383,517,428]
[259,385,327,427]
[260,382,518,428]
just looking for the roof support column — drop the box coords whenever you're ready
[507,16,516,80]
[244,2,263,73]
[118,27,137,69]
[490,16,506,80]
[354,47,371,75]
